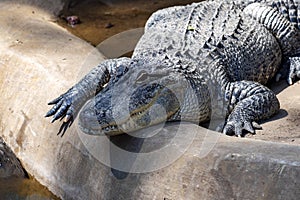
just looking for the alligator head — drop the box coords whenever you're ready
[78,58,204,135]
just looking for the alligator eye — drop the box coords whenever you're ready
[136,71,150,83]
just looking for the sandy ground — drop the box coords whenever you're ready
[58,0,300,145]
[247,81,300,145]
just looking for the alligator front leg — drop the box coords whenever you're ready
[223,81,280,136]
[45,57,131,136]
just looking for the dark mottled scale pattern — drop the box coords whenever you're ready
[131,0,291,134]
[46,0,300,136]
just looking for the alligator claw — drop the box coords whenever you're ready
[51,102,70,122]
[252,121,262,129]
[45,87,81,136]
[45,100,63,117]
[57,116,74,137]
[48,95,63,105]
[64,114,72,122]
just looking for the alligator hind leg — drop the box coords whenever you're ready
[244,3,300,84]
[288,56,300,84]
[223,81,280,136]
[276,56,300,84]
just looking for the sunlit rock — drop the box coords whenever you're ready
[0,138,26,178]
[0,1,299,200]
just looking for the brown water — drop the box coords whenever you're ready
[58,0,201,46]
[0,176,59,200]
[0,137,59,199]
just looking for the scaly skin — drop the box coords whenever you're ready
[46,0,300,137]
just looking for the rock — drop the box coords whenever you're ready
[65,15,80,26]
[0,1,299,200]
[105,22,114,29]
[8,0,65,16]
[0,1,105,198]
[0,138,26,178]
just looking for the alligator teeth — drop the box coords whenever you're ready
[103,125,117,132]
[131,109,145,117]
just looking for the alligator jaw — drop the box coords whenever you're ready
[78,83,181,136]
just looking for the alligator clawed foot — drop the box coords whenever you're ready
[45,87,81,135]
[222,120,262,137]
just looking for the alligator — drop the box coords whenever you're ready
[46,0,300,137]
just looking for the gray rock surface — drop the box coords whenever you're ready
[1,0,65,16]
[0,138,26,178]
[0,0,105,198]
[0,1,299,200]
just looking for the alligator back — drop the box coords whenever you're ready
[133,1,282,84]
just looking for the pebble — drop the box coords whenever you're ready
[66,15,80,26]
[105,22,114,29]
